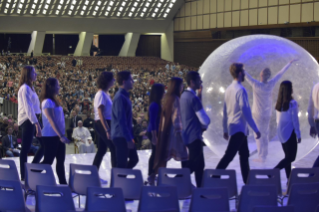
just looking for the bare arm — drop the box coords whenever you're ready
[43,108,65,139]
[269,59,297,84]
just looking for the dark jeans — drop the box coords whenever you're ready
[113,137,139,169]
[147,132,156,176]
[182,139,205,187]
[20,119,44,180]
[41,136,67,185]
[274,131,297,179]
[313,120,319,168]
[93,120,116,169]
[216,132,250,184]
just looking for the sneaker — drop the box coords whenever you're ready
[100,178,108,185]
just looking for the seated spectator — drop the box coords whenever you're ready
[140,120,151,149]
[13,123,22,143]
[1,117,8,133]
[67,110,82,141]
[83,112,95,142]
[30,137,40,154]
[3,126,20,157]
[72,120,95,153]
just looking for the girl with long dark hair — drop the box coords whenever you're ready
[18,66,43,181]
[274,81,301,180]
[153,77,188,174]
[40,78,69,184]
[93,72,116,176]
[147,83,165,185]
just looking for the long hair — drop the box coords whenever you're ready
[18,66,35,91]
[40,77,61,106]
[149,83,165,117]
[162,77,183,117]
[275,81,293,112]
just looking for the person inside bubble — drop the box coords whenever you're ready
[244,59,297,162]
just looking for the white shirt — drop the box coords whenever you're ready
[41,99,65,137]
[94,90,112,121]
[276,100,301,143]
[72,126,92,146]
[223,80,259,136]
[307,82,319,127]
[245,63,291,117]
[18,84,41,126]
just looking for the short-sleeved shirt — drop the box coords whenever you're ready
[180,90,203,145]
[41,99,65,137]
[94,90,112,121]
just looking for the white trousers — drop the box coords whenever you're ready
[253,113,271,160]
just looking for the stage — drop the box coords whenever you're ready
[5,144,319,212]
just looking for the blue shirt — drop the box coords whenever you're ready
[147,102,160,133]
[180,90,203,145]
[111,88,133,142]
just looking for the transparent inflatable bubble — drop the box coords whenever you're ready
[200,35,319,168]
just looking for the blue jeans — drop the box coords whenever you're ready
[6,149,20,157]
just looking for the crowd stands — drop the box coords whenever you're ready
[0,55,198,154]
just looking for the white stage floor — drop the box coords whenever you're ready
[5,144,319,212]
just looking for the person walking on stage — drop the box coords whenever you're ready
[273,81,301,180]
[111,71,139,169]
[217,63,261,184]
[308,82,319,168]
[153,77,188,173]
[40,77,69,185]
[18,66,44,181]
[180,71,210,187]
[93,72,116,176]
[146,83,165,185]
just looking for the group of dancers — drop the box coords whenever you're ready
[17,60,318,185]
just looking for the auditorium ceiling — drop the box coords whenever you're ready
[0,0,177,19]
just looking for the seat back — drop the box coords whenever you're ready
[253,206,295,212]
[0,159,20,181]
[158,168,192,199]
[287,183,319,212]
[0,180,26,212]
[138,186,180,212]
[189,188,229,212]
[69,163,101,195]
[238,185,277,212]
[202,169,238,198]
[247,169,282,196]
[85,187,126,212]
[36,185,75,212]
[110,168,143,200]
[25,163,56,191]
[287,168,319,193]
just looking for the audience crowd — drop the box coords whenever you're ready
[0,55,198,156]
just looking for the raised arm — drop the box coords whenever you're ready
[244,70,259,87]
[269,59,297,85]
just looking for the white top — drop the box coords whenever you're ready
[276,100,301,143]
[223,80,259,136]
[18,84,41,126]
[94,90,112,121]
[307,82,319,127]
[245,63,291,117]
[41,99,65,137]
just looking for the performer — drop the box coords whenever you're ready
[274,81,301,179]
[72,120,95,153]
[245,60,296,162]
[111,71,138,169]
[153,77,188,174]
[307,82,319,168]
[217,63,260,184]
[40,78,69,185]
[18,66,43,181]
[93,71,116,171]
[146,83,165,185]
[180,71,210,187]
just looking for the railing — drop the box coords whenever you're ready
[0,99,18,119]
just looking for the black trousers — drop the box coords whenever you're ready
[313,120,319,168]
[41,136,67,185]
[93,120,116,169]
[216,132,250,184]
[182,139,205,187]
[147,132,156,176]
[274,130,297,179]
[113,137,139,169]
[19,118,44,180]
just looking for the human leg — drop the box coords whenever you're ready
[113,137,128,168]
[55,140,67,185]
[6,150,14,157]
[20,120,36,180]
[92,121,107,170]
[32,137,44,163]
[41,137,58,165]
[238,135,250,184]
[253,114,270,161]
[127,147,139,169]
